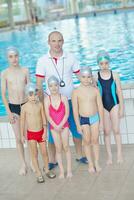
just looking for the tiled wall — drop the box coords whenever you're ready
[99,87,134,145]
[0,86,134,148]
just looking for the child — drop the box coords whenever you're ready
[21,83,56,183]
[44,76,72,179]
[96,50,124,165]
[72,67,103,173]
[1,47,29,175]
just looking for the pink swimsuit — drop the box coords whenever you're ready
[49,95,69,130]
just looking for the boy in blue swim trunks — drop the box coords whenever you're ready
[72,67,104,173]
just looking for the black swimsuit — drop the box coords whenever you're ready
[9,103,25,115]
[97,71,119,112]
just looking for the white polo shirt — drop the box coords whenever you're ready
[36,51,80,99]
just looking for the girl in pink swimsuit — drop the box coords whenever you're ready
[44,76,72,179]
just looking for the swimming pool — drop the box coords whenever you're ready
[0,10,134,116]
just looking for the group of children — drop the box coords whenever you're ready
[20,50,124,183]
[0,42,124,183]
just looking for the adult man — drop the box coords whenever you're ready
[36,31,87,169]
[1,47,29,175]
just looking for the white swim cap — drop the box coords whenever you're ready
[7,46,19,55]
[25,83,36,96]
[48,76,60,85]
[80,67,92,76]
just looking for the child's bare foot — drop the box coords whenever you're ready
[59,173,65,179]
[88,164,95,174]
[106,159,112,165]
[106,156,113,165]
[95,161,102,172]
[117,156,123,164]
[66,172,73,178]
[19,165,27,176]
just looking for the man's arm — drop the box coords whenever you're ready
[36,76,44,102]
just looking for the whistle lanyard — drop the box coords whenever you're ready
[50,57,64,82]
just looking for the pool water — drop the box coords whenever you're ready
[0,10,134,116]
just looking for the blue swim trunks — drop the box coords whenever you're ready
[48,100,82,144]
[80,113,100,126]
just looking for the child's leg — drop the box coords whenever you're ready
[12,115,27,175]
[29,140,42,177]
[82,125,95,173]
[103,109,112,165]
[51,129,64,178]
[38,141,49,173]
[91,122,101,172]
[110,105,123,163]
[61,128,72,178]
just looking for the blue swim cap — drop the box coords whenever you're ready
[6,46,19,55]
[97,50,110,64]
[80,67,92,76]
[48,76,60,85]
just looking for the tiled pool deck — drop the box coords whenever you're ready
[0,145,134,200]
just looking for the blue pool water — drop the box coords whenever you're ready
[0,10,134,116]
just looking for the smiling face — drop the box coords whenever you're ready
[7,52,19,67]
[79,73,92,86]
[48,82,59,95]
[48,32,64,55]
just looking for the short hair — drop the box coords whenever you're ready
[48,31,64,41]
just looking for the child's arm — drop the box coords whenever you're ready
[20,105,26,143]
[44,97,59,130]
[72,89,82,134]
[96,88,104,131]
[114,73,124,118]
[40,103,47,140]
[58,96,69,129]
[24,67,30,84]
[1,71,15,124]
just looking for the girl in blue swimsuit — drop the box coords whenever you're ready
[97,50,124,165]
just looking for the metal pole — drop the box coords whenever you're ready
[7,0,15,29]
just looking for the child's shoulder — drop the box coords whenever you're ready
[72,87,81,95]
[90,85,100,94]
